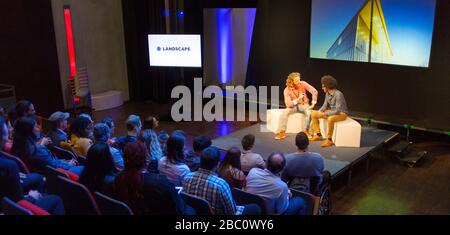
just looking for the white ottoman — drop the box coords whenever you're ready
[266,109,306,134]
[92,90,124,111]
[319,117,361,147]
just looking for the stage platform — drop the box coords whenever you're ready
[212,123,399,184]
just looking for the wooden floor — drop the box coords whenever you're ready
[93,101,450,215]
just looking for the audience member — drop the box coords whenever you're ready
[241,134,266,173]
[158,134,190,186]
[114,141,192,215]
[143,115,159,130]
[184,135,212,171]
[93,123,124,171]
[46,111,70,147]
[183,146,261,215]
[102,117,117,146]
[245,152,306,215]
[68,116,93,157]
[218,147,246,189]
[282,132,325,193]
[139,129,163,173]
[79,142,118,194]
[116,115,142,151]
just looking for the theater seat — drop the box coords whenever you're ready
[266,109,306,134]
[319,117,361,147]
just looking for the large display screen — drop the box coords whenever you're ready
[310,0,436,67]
[148,34,202,67]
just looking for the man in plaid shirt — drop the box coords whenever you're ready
[183,147,260,215]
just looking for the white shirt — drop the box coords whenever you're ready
[158,157,191,186]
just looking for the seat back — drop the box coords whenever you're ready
[290,188,320,215]
[1,197,32,215]
[48,145,76,161]
[232,188,267,214]
[55,176,101,215]
[288,176,320,195]
[180,192,213,215]
[94,192,133,215]
[44,165,70,195]
[0,151,30,174]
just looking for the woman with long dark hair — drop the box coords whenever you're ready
[139,129,163,173]
[11,117,75,173]
[218,147,246,189]
[79,142,117,194]
[157,134,190,186]
[68,116,93,157]
[113,141,190,215]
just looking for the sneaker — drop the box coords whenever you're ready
[320,139,334,147]
[309,135,322,141]
[275,131,286,140]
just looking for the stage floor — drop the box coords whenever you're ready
[212,123,398,178]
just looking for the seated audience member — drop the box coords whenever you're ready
[116,115,142,151]
[158,131,169,153]
[79,113,94,139]
[79,143,118,194]
[0,116,44,193]
[68,116,93,157]
[0,107,14,153]
[218,147,246,189]
[245,152,306,215]
[281,132,325,193]
[93,123,124,171]
[11,100,36,124]
[46,111,70,147]
[114,142,192,215]
[12,117,77,173]
[184,135,212,171]
[139,130,163,173]
[102,117,117,146]
[183,147,261,215]
[0,157,65,215]
[143,115,159,130]
[158,134,190,186]
[240,134,266,173]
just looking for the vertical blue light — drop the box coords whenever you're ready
[216,9,233,84]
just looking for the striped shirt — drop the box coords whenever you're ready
[182,168,244,215]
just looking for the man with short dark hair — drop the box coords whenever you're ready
[245,152,306,215]
[182,146,261,215]
[46,111,70,147]
[184,135,212,171]
[116,115,142,151]
[240,134,265,172]
[310,75,348,147]
[282,132,324,193]
[94,123,124,171]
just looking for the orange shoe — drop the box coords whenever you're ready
[309,135,322,141]
[275,131,286,140]
[320,139,334,147]
[302,130,312,138]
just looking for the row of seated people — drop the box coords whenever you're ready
[0,100,327,215]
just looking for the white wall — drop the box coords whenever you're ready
[51,0,129,108]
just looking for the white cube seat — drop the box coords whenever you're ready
[319,117,361,147]
[266,109,306,134]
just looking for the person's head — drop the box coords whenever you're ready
[0,116,8,150]
[171,130,186,138]
[70,116,92,138]
[143,116,159,130]
[48,111,70,131]
[295,132,309,151]
[200,146,221,171]
[102,117,115,136]
[286,72,302,89]
[220,147,242,170]
[11,117,39,158]
[193,135,212,152]
[321,75,337,93]
[126,115,142,134]
[123,141,148,172]
[79,142,115,192]
[15,100,35,118]
[93,123,111,143]
[166,134,185,164]
[267,152,286,175]
[241,134,255,151]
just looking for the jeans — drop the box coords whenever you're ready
[277,104,312,133]
[242,203,262,215]
[21,173,45,193]
[311,110,347,138]
[283,197,306,215]
[26,194,65,215]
